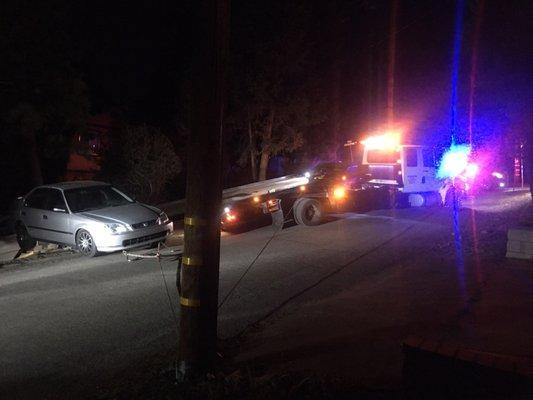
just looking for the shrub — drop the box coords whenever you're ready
[99,125,181,204]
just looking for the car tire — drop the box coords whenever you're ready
[15,223,36,252]
[294,198,323,226]
[76,229,98,257]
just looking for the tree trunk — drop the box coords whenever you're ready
[248,116,257,181]
[258,150,270,181]
[258,109,274,181]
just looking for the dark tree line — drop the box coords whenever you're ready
[0,0,89,208]
[1,0,531,211]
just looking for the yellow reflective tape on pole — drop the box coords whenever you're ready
[184,216,207,226]
[180,296,200,307]
[182,256,203,266]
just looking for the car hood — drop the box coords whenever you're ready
[79,203,161,226]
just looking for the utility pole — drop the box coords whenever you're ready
[386,0,398,127]
[177,0,230,379]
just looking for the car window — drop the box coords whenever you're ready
[24,188,48,209]
[405,148,418,167]
[422,148,435,168]
[64,186,133,213]
[47,189,67,211]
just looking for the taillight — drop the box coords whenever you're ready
[225,212,237,222]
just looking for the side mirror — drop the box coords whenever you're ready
[53,207,67,213]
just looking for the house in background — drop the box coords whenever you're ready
[65,113,112,181]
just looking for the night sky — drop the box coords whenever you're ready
[69,0,194,126]
[67,1,531,141]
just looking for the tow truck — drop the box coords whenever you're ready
[221,164,350,229]
[220,130,458,229]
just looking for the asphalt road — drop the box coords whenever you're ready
[0,189,530,398]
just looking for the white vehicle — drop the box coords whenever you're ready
[358,132,451,207]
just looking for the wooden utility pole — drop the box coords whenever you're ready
[177,0,230,378]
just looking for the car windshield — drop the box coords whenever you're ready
[64,186,133,212]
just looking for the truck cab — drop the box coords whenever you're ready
[398,145,441,193]
[357,132,447,206]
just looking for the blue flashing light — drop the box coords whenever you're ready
[437,144,471,179]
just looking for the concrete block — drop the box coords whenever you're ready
[506,251,533,261]
[403,342,533,398]
[525,241,533,254]
[508,227,533,242]
[507,241,533,254]
[507,240,523,253]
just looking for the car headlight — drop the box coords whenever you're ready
[104,223,128,234]
[158,212,170,225]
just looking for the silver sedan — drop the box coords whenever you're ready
[14,181,173,257]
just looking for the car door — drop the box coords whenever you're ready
[42,189,73,245]
[22,188,49,239]
[421,147,441,191]
[401,147,422,193]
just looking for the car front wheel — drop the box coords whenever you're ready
[16,223,36,252]
[76,229,98,257]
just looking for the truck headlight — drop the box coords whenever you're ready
[104,223,128,234]
[333,186,346,200]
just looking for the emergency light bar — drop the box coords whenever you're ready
[361,131,400,151]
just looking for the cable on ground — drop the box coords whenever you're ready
[217,203,296,310]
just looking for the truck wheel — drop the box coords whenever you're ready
[16,223,36,252]
[294,198,323,226]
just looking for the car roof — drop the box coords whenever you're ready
[39,181,110,191]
